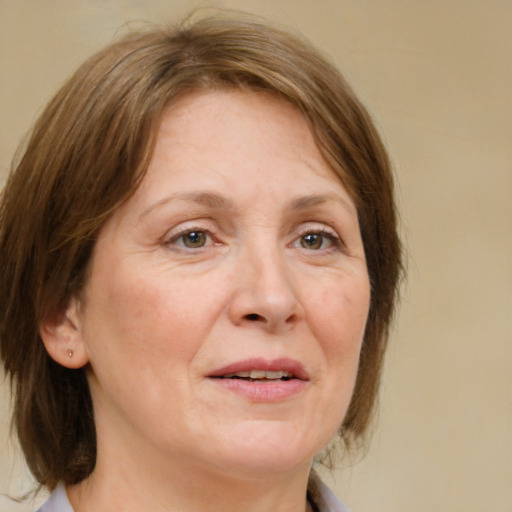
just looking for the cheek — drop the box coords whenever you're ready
[305,271,370,423]
[79,264,212,419]
[83,261,226,365]
[308,273,370,359]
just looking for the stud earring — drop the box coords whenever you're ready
[67,349,73,358]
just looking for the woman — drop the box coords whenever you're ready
[0,14,402,512]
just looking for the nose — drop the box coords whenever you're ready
[228,243,304,334]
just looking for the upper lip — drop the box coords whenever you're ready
[208,358,309,381]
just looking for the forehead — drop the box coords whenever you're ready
[113,89,358,224]
[156,89,316,161]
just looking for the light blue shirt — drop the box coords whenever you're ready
[37,483,73,512]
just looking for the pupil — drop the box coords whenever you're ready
[184,231,205,247]
[302,234,321,249]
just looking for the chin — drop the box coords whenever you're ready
[211,449,313,479]
[199,423,329,478]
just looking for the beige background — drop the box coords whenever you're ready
[1,1,510,511]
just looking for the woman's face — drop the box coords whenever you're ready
[72,90,370,478]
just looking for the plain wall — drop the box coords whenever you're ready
[1,1,510,511]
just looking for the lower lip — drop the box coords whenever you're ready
[209,378,307,403]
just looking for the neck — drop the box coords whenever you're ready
[68,442,313,512]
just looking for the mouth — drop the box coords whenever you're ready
[207,358,308,402]
[208,358,309,385]
[214,369,296,382]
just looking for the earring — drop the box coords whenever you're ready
[67,349,73,358]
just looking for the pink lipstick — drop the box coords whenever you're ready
[208,358,309,402]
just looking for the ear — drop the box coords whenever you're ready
[39,297,89,369]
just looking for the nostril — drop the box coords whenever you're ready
[245,313,263,322]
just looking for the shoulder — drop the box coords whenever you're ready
[36,483,74,512]
[308,471,352,512]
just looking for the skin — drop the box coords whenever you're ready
[41,90,370,512]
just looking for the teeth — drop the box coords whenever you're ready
[232,371,250,378]
[265,371,284,379]
[223,370,292,380]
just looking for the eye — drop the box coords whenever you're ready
[182,231,208,248]
[169,229,212,249]
[297,231,338,250]
[293,225,343,252]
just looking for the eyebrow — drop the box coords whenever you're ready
[290,193,356,215]
[139,190,356,220]
[140,191,235,220]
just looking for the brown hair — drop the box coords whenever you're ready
[0,14,402,489]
